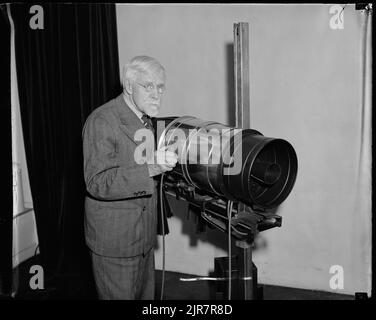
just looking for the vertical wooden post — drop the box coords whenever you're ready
[233,22,250,129]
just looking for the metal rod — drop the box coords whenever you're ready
[234,22,251,215]
[233,22,258,300]
[234,22,250,130]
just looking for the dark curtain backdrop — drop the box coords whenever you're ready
[11,3,121,296]
[0,4,12,298]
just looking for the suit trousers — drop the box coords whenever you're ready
[90,248,155,300]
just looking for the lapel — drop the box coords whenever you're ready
[115,94,145,146]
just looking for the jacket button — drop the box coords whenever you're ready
[142,206,146,211]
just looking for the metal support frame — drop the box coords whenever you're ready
[235,240,258,300]
[234,22,250,130]
[234,22,252,216]
[209,22,259,301]
[232,22,259,300]
[161,22,270,300]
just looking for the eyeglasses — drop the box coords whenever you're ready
[135,81,166,94]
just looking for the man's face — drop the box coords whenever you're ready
[130,70,165,117]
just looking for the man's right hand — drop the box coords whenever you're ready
[148,145,178,177]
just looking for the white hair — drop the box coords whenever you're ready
[123,55,166,85]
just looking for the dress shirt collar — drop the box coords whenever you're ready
[122,92,144,123]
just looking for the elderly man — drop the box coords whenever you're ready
[82,56,177,300]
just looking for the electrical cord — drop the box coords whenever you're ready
[159,173,166,300]
[159,173,233,300]
[227,200,233,300]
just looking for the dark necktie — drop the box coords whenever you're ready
[141,114,154,133]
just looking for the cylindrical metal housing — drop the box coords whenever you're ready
[156,116,298,209]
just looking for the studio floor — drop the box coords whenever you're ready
[154,270,354,300]
[4,256,354,300]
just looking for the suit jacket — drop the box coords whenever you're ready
[82,94,157,257]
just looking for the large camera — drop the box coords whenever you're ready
[155,116,298,211]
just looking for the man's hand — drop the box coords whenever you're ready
[148,144,178,177]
